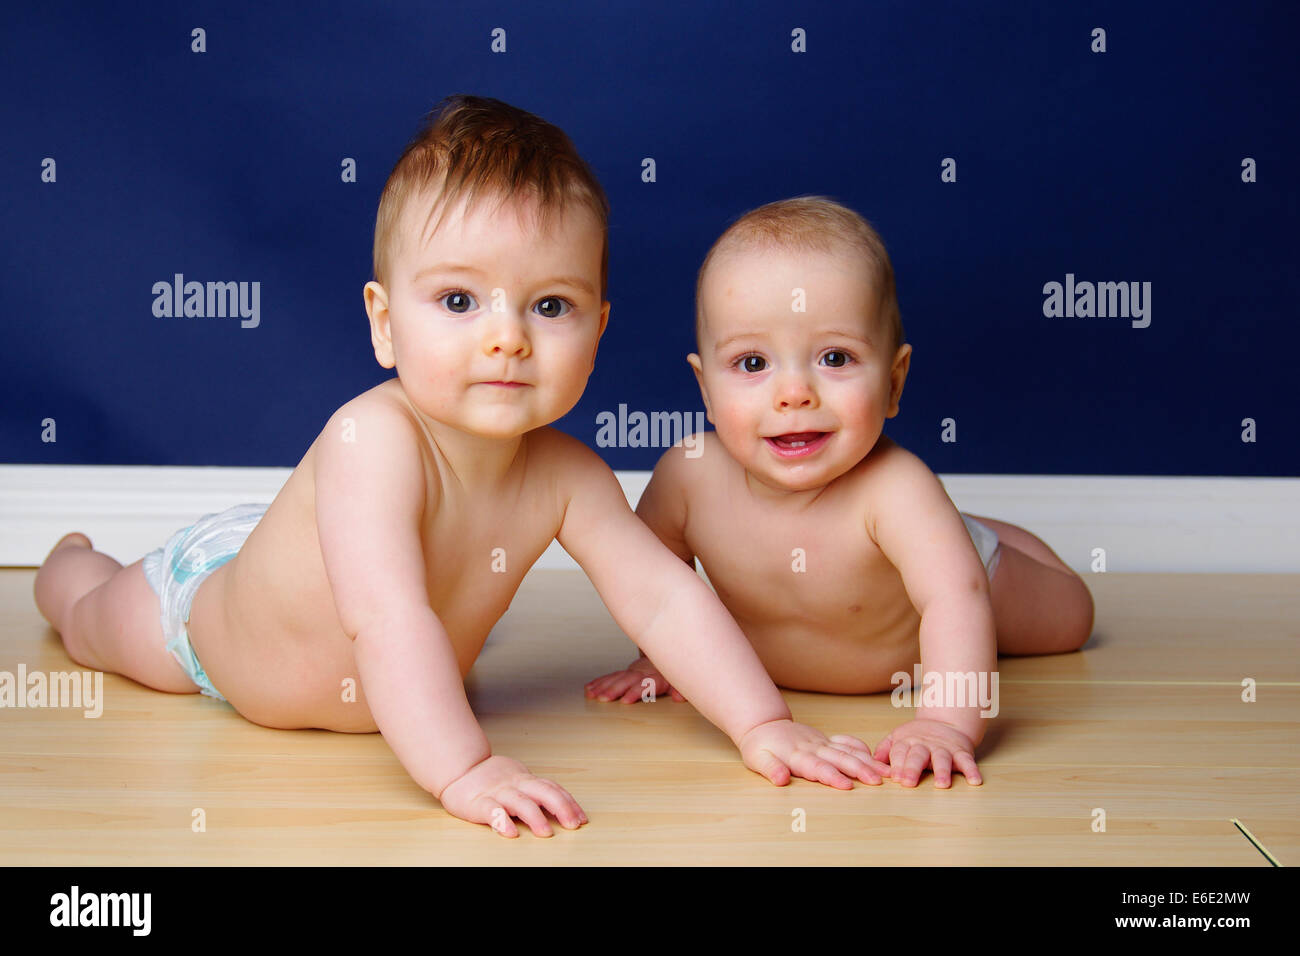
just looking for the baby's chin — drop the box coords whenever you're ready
[748,467,841,494]
[422,410,544,441]
[743,455,852,494]
[737,439,869,493]
[748,468,826,494]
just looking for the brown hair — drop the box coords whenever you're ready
[372,94,610,299]
[695,195,903,352]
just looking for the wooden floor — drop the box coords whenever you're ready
[0,567,1295,866]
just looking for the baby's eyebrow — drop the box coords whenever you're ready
[712,329,874,352]
[818,329,875,347]
[543,275,596,295]
[413,262,485,283]
[411,262,594,296]
[712,331,765,352]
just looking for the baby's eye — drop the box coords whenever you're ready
[441,290,477,314]
[738,355,767,373]
[821,350,852,368]
[535,296,572,319]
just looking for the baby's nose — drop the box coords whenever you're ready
[774,375,817,408]
[483,316,530,356]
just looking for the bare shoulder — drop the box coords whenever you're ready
[650,429,726,491]
[327,378,425,428]
[519,427,619,523]
[312,379,438,506]
[320,381,433,459]
[527,428,644,559]
[524,425,608,480]
[847,437,947,534]
[857,435,934,484]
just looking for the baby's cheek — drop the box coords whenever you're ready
[397,346,457,405]
[840,390,887,425]
[551,363,594,418]
[712,403,755,446]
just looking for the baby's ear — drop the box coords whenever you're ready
[886,344,912,417]
[686,353,714,424]
[364,281,396,369]
[589,301,611,373]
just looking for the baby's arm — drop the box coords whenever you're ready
[634,445,697,567]
[316,401,584,836]
[868,447,998,787]
[584,446,690,703]
[559,440,887,788]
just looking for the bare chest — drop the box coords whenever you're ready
[421,508,558,654]
[679,470,923,691]
[688,507,908,627]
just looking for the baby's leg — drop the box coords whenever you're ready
[33,534,201,694]
[964,515,1095,655]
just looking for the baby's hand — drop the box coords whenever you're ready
[436,755,588,838]
[739,719,891,789]
[874,719,982,788]
[585,655,685,703]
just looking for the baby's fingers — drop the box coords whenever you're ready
[886,741,912,785]
[623,674,682,703]
[519,778,588,830]
[618,680,647,703]
[953,750,983,786]
[583,672,617,698]
[788,750,854,791]
[478,799,519,839]
[585,672,636,702]
[819,744,884,785]
[896,744,931,788]
[931,750,953,789]
[746,749,793,787]
[500,788,553,838]
[828,735,892,778]
[649,679,685,703]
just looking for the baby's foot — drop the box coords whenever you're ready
[47,532,92,558]
[34,532,97,636]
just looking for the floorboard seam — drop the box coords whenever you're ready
[1231,818,1282,866]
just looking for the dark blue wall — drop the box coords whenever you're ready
[3,1,1295,475]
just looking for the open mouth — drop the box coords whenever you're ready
[765,432,830,458]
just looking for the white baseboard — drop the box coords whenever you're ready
[1,465,1296,573]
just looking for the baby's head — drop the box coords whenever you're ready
[365,94,611,438]
[688,196,912,493]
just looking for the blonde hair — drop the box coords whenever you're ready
[372,94,610,297]
[695,196,903,352]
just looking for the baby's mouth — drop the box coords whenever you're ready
[765,432,830,458]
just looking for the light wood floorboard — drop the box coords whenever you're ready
[1,569,1294,865]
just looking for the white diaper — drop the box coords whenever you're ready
[960,513,1002,580]
[141,503,268,701]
